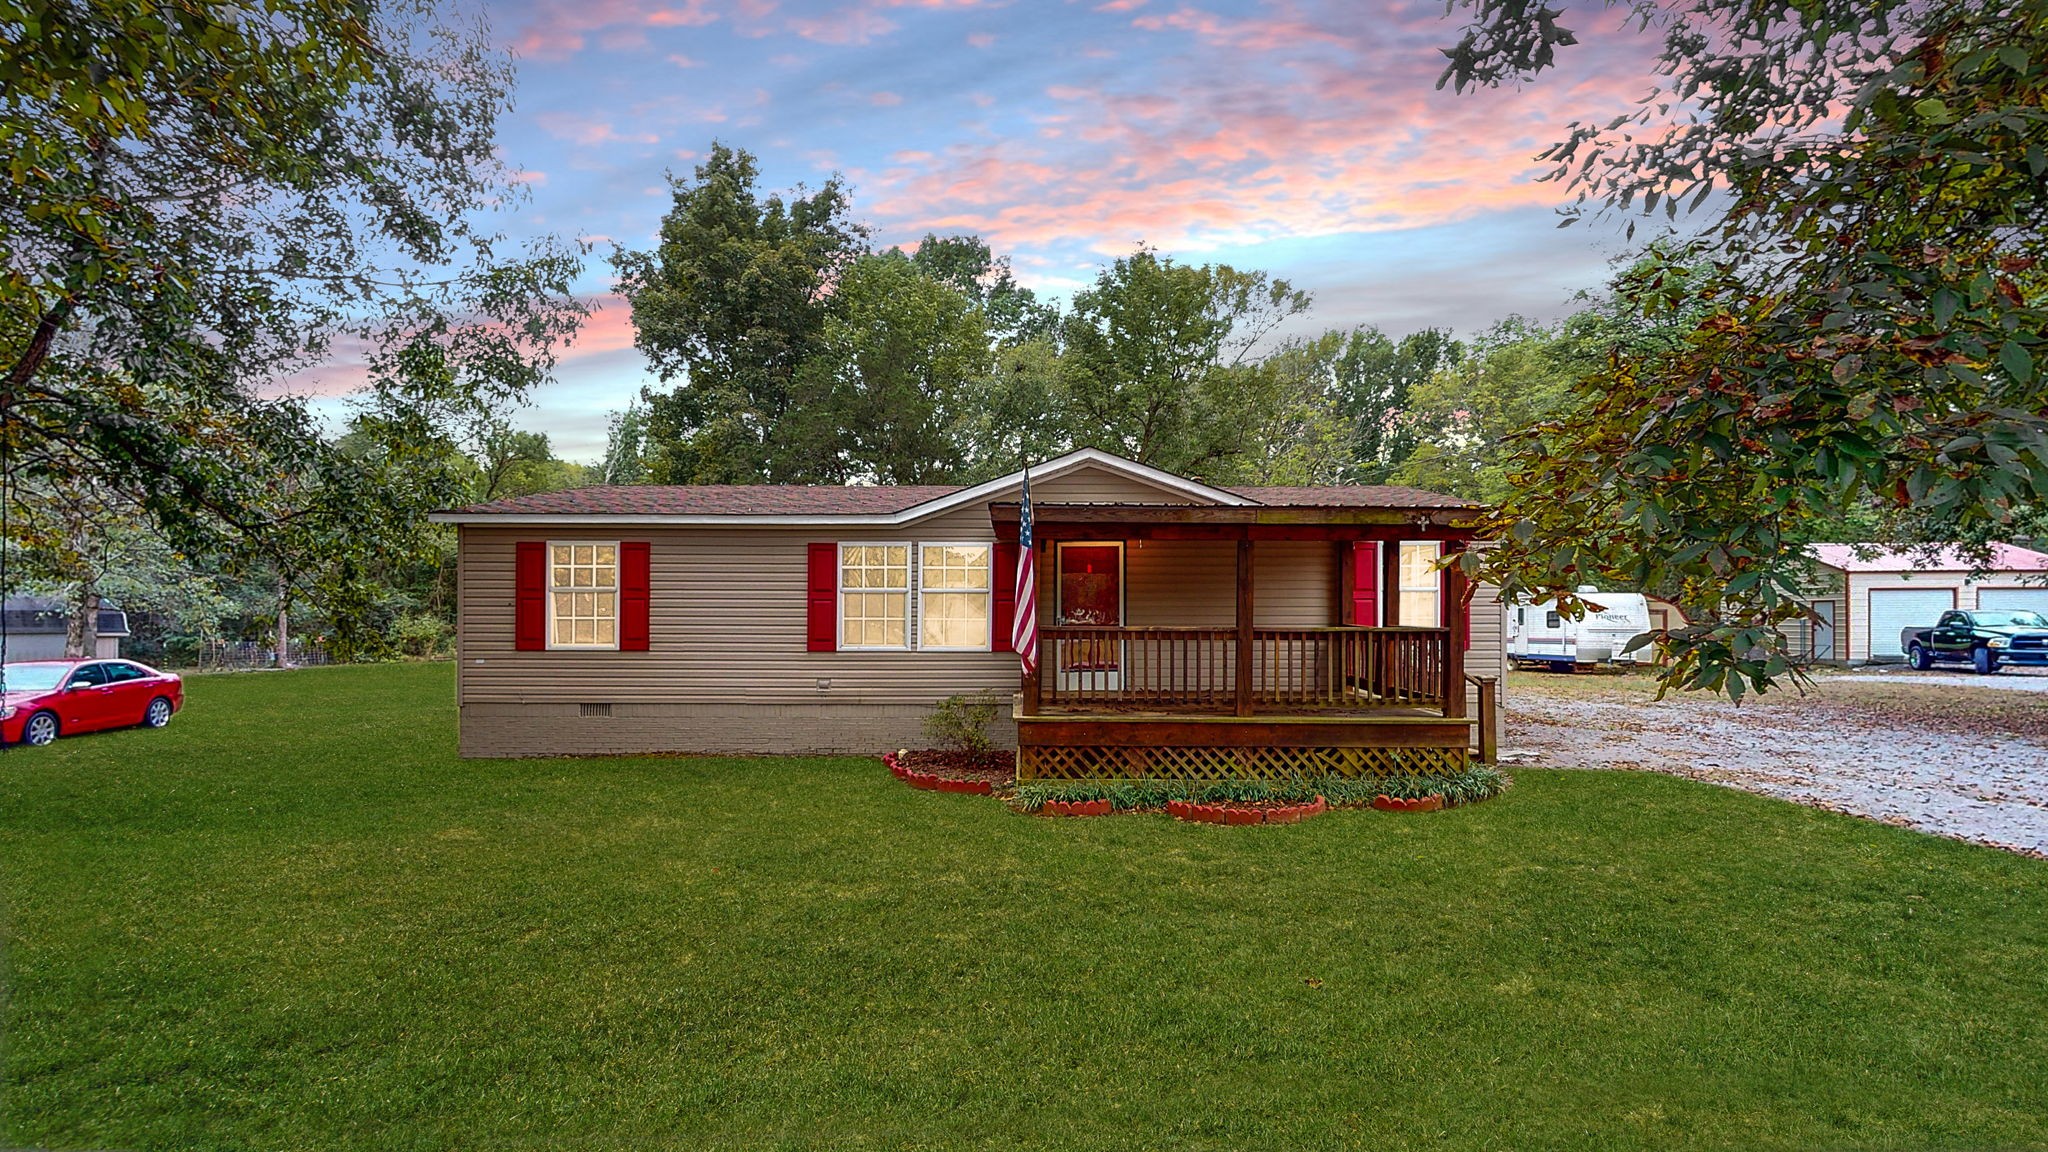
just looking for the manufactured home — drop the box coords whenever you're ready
[1792,543,2048,663]
[430,449,1509,776]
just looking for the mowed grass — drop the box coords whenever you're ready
[4,664,2047,1151]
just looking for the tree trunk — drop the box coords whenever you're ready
[66,586,100,659]
[275,576,293,669]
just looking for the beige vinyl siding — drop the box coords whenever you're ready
[1028,469,1222,505]
[459,523,1015,709]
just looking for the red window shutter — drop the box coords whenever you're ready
[806,543,838,652]
[1441,545,1473,650]
[515,541,546,651]
[620,541,651,651]
[992,541,1019,652]
[1349,542,1379,628]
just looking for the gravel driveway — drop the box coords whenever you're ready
[1507,670,2048,857]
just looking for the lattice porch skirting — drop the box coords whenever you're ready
[1017,743,1468,781]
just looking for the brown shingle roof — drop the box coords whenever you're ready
[441,480,1472,517]
[1225,485,1473,509]
[448,484,965,517]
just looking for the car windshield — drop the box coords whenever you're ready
[1,664,73,692]
[1975,610,2048,628]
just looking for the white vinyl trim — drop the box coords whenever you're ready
[836,542,913,652]
[916,542,994,652]
[544,540,622,651]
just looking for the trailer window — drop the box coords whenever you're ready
[1546,611,1562,629]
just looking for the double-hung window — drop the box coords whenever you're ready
[840,544,910,649]
[1398,541,1442,628]
[919,543,992,650]
[550,542,619,649]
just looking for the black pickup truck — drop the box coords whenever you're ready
[1904,609,2048,673]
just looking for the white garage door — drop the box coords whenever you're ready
[1978,588,2048,617]
[1868,589,1955,657]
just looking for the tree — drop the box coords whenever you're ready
[615,143,867,484]
[952,338,1073,481]
[793,251,992,484]
[1442,0,2048,696]
[909,233,1058,344]
[2,0,581,547]
[1058,249,1312,476]
[601,402,650,485]
[1209,332,1352,486]
[1332,327,1461,483]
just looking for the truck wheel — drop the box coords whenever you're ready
[1909,643,1935,671]
[1973,647,2000,675]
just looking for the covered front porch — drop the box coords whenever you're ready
[991,501,1499,781]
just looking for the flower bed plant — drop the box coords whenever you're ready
[1010,767,1511,817]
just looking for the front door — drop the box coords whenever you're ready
[1056,542,1124,692]
[1811,601,1836,661]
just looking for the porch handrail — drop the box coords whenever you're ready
[1034,624,1452,714]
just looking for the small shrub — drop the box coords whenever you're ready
[924,690,1006,754]
[390,612,454,660]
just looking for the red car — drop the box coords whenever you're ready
[2,659,184,747]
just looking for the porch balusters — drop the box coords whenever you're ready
[1032,626,1453,714]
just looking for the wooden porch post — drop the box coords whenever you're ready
[1443,547,1468,717]
[1235,536,1255,717]
[1472,675,1498,763]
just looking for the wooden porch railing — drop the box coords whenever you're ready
[1034,625,1454,714]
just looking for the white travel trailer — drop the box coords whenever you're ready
[1507,586,1655,670]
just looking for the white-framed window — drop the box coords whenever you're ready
[549,541,619,649]
[1398,541,1442,628]
[839,543,911,650]
[919,543,993,650]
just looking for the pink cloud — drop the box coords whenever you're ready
[861,8,1662,258]
[967,31,995,47]
[647,1,718,24]
[535,112,660,146]
[870,91,904,106]
[788,7,900,42]
[511,0,719,60]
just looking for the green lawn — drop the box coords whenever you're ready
[4,663,2046,1151]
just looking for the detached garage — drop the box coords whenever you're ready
[1804,543,2048,663]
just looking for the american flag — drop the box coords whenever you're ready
[1012,466,1038,675]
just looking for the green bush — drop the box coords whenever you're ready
[390,612,454,660]
[923,690,1006,754]
[1013,768,1512,813]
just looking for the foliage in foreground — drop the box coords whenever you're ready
[1011,766,1511,812]
[1443,0,2048,698]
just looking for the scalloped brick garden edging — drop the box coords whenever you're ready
[882,752,995,796]
[1040,797,1113,817]
[1166,797,1328,826]
[1370,794,1445,813]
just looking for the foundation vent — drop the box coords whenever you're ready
[579,703,614,718]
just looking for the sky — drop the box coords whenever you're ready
[308,0,1671,460]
